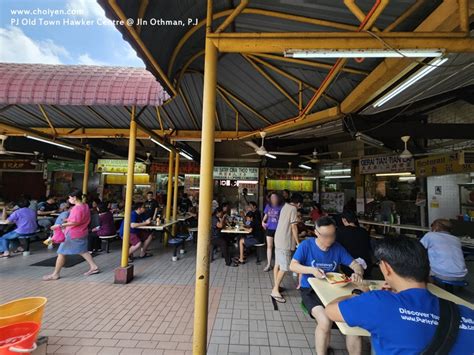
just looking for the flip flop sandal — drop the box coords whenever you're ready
[271,295,286,303]
[263,265,273,272]
[0,254,11,258]
[42,274,60,281]
[139,253,153,258]
[84,269,100,276]
[233,258,246,264]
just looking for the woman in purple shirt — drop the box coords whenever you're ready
[262,192,283,272]
[0,198,37,257]
[89,203,116,252]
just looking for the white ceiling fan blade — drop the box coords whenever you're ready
[241,152,258,156]
[245,141,260,150]
[268,151,298,156]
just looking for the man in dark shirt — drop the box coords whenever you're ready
[248,201,263,242]
[37,195,59,230]
[336,210,372,277]
[211,207,237,267]
[143,191,159,220]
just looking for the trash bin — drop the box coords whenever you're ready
[0,297,47,327]
[0,322,40,355]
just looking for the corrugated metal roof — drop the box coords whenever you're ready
[0,63,169,106]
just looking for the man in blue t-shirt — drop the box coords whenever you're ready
[326,236,474,355]
[119,202,152,260]
[290,216,364,355]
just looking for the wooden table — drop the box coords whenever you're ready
[359,219,430,233]
[308,277,473,337]
[221,227,250,234]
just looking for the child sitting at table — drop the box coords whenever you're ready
[234,211,260,264]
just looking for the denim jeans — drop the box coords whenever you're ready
[0,230,20,253]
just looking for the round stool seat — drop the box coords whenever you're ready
[168,238,183,245]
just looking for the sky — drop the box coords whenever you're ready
[0,0,145,67]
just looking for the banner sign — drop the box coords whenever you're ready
[96,159,147,173]
[0,159,40,171]
[150,162,200,175]
[47,160,93,174]
[213,167,259,180]
[415,152,473,177]
[359,155,414,174]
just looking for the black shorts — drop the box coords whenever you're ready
[266,229,276,238]
[300,288,324,318]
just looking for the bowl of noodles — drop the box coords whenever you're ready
[325,272,351,288]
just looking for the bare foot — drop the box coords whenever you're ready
[42,274,60,281]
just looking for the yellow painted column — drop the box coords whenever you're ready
[193,6,218,352]
[82,144,91,195]
[120,107,137,268]
[165,150,175,244]
[172,153,180,235]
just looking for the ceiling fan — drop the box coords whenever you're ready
[301,148,335,164]
[30,151,45,166]
[0,135,35,156]
[144,152,152,165]
[242,132,298,159]
[399,136,413,159]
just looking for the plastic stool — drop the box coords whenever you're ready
[432,276,468,293]
[99,234,117,253]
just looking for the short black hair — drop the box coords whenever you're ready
[17,198,29,208]
[213,206,223,216]
[147,191,153,195]
[342,210,358,224]
[374,236,430,283]
[68,190,83,199]
[133,202,144,210]
[290,193,303,205]
[245,211,254,218]
[249,201,257,208]
[98,202,109,214]
[316,216,336,229]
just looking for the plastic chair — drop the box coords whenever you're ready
[432,276,468,293]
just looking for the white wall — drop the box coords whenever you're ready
[427,173,471,225]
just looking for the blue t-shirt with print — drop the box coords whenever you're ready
[292,238,354,288]
[264,204,282,230]
[119,210,141,236]
[339,288,474,354]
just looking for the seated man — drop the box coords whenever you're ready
[0,198,37,257]
[337,210,372,278]
[235,211,259,264]
[290,216,364,355]
[326,236,474,354]
[211,207,237,267]
[420,219,467,281]
[37,195,59,230]
[118,202,153,260]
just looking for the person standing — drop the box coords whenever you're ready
[43,190,99,280]
[262,192,282,272]
[270,193,302,303]
[143,191,159,220]
[211,207,237,267]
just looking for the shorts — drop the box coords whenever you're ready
[266,229,276,238]
[275,248,292,271]
[129,231,149,246]
[300,288,324,318]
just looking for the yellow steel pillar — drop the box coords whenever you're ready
[165,150,175,244]
[193,1,218,352]
[459,0,469,34]
[172,153,180,235]
[114,106,137,284]
[82,145,91,195]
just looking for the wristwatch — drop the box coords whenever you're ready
[351,288,364,295]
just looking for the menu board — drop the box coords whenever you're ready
[359,155,414,174]
[415,152,473,177]
[96,159,147,173]
[266,179,313,192]
[47,160,93,174]
[320,192,345,213]
[213,167,258,180]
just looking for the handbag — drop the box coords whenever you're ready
[52,228,66,244]
[420,298,461,355]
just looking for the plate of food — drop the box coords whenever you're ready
[325,272,351,287]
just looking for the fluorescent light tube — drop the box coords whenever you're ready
[376,172,413,177]
[323,175,351,179]
[150,138,171,152]
[265,153,277,159]
[26,135,75,150]
[179,151,193,161]
[398,177,416,181]
[299,164,312,170]
[355,132,384,147]
[323,168,351,174]
[284,49,443,59]
[373,57,448,108]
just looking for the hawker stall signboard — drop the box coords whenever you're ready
[415,152,474,177]
[213,167,258,181]
[96,159,147,173]
[47,160,93,174]
[359,155,414,174]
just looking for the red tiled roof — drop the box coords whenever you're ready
[0,63,170,106]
